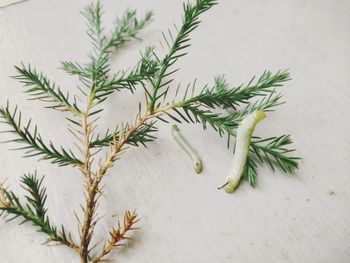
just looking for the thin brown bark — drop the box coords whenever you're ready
[92,211,139,263]
[79,96,97,263]
[79,178,100,263]
[78,106,168,263]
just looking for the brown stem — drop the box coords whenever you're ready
[92,211,139,263]
[79,95,97,263]
[79,177,101,263]
[78,106,168,263]
[96,112,155,177]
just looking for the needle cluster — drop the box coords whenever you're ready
[0,173,79,251]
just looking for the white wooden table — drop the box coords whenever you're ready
[0,0,349,262]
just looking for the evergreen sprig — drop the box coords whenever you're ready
[83,3,153,89]
[219,70,290,106]
[242,136,300,187]
[82,1,104,51]
[93,48,160,102]
[106,10,154,51]
[149,0,218,111]
[186,70,289,109]
[14,64,81,114]
[165,74,284,132]
[251,135,300,173]
[0,103,82,166]
[0,173,77,248]
[90,121,157,147]
[62,3,155,105]
[62,48,159,104]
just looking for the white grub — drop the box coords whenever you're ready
[223,111,266,193]
[172,124,203,174]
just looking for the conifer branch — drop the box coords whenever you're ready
[84,3,153,92]
[62,3,155,106]
[82,1,104,51]
[105,10,153,51]
[60,61,90,79]
[186,70,289,109]
[242,136,300,187]
[149,0,217,111]
[93,48,160,102]
[0,103,83,166]
[93,211,139,263]
[90,121,157,148]
[14,64,82,114]
[213,70,290,107]
[0,173,79,252]
[250,135,300,173]
[62,47,159,103]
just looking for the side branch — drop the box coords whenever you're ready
[0,103,83,167]
[93,211,139,263]
[79,177,102,262]
[79,110,159,262]
[14,64,82,114]
[79,95,100,262]
[149,0,217,111]
[0,173,80,253]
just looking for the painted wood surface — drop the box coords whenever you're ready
[0,0,349,262]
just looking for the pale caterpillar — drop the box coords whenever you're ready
[220,111,266,193]
[171,124,203,174]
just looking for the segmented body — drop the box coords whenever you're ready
[172,124,203,174]
[224,111,266,193]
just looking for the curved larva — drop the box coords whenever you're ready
[171,124,203,174]
[223,111,266,193]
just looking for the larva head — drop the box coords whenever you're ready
[224,178,240,193]
[172,124,179,132]
[194,161,203,174]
